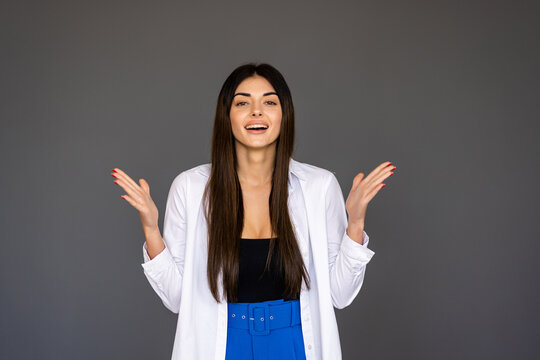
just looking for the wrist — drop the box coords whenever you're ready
[143,225,160,236]
[348,220,364,232]
[346,223,365,244]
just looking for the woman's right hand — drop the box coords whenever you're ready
[111,168,159,232]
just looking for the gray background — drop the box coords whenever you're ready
[1,0,539,359]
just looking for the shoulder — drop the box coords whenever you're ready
[169,163,211,193]
[290,158,336,187]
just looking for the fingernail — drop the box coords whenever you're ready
[392,167,396,171]
[112,169,117,173]
[114,180,118,184]
[387,162,392,166]
[121,195,126,199]
[382,184,386,188]
[389,173,394,176]
[111,173,117,178]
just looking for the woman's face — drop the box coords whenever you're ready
[229,75,282,149]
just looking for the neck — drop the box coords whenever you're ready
[235,143,276,186]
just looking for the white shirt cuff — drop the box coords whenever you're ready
[341,230,375,263]
[141,242,174,274]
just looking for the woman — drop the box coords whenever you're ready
[111,63,396,360]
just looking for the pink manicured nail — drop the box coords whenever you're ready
[389,173,394,176]
[121,195,126,199]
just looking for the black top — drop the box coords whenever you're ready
[236,237,297,303]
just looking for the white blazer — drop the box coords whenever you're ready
[141,158,375,360]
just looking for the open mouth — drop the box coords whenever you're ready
[245,125,269,130]
[245,124,269,133]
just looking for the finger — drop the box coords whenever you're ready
[114,178,144,203]
[366,166,395,189]
[120,194,144,212]
[113,170,141,192]
[114,178,141,196]
[112,168,142,191]
[364,183,386,203]
[351,173,364,191]
[362,161,394,184]
[364,161,393,183]
[139,178,150,195]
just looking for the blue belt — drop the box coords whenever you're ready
[227,299,301,336]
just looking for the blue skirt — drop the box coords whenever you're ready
[225,298,307,360]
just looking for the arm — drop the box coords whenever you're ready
[140,172,188,314]
[325,173,375,309]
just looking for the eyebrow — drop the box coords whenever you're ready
[233,92,278,98]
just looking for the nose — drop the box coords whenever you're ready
[250,102,263,117]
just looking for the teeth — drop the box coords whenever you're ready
[245,124,268,129]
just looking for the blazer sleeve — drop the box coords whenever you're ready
[325,172,375,309]
[140,172,188,314]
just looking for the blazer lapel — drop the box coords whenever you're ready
[295,166,331,304]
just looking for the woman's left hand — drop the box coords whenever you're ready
[345,161,396,230]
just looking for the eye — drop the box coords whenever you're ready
[235,101,247,106]
[265,101,277,105]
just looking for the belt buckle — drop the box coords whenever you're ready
[247,303,270,336]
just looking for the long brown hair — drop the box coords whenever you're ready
[203,62,311,303]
